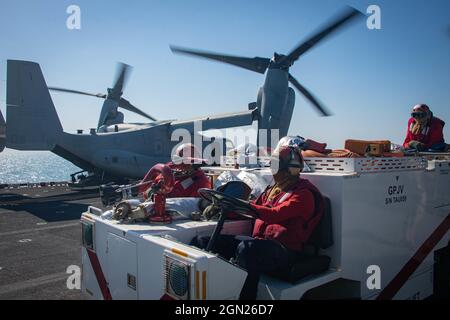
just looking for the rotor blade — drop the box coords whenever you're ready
[48,87,107,99]
[170,45,271,74]
[112,62,132,95]
[119,98,157,121]
[288,74,331,116]
[285,7,364,64]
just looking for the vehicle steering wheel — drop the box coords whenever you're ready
[198,188,259,220]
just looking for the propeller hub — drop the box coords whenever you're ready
[107,87,123,101]
[269,53,291,70]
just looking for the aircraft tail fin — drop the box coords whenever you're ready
[6,60,63,150]
[0,109,5,152]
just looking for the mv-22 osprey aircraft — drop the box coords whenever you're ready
[2,8,363,186]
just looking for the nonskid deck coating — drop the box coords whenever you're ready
[0,184,104,299]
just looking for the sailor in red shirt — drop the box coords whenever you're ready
[251,150,324,252]
[403,104,446,151]
[139,143,211,198]
[193,141,324,299]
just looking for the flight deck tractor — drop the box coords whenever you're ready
[80,153,450,300]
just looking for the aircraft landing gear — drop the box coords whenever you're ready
[69,170,129,191]
[69,170,100,191]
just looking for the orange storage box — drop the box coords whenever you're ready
[344,140,391,156]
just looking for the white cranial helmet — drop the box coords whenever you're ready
[273,136,307,154]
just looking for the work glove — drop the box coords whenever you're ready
[408,140,426,151]
[202,203,221,220]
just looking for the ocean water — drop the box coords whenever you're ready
[0,148,81,184]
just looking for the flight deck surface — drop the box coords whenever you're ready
[0,183,102,299]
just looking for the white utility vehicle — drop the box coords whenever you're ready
[80,155,450,300]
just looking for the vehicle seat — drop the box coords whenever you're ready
[269,196,334,283]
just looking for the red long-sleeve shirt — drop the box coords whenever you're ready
[403,117,445,149]
[168,170,211,198]
[140,167,211,198]
[250,178,324,252]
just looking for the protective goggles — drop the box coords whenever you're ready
[411,112,427,119]
[270,147,303,174]
[282,136,308,150]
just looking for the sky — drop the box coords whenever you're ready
[0,0,449,149]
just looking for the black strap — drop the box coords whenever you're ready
[302,188,323,230]
[255,184,272,205]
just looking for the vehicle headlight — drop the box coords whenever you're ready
[164,255,191,300]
